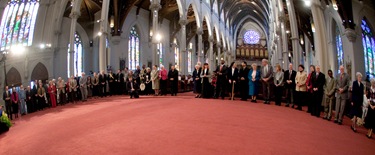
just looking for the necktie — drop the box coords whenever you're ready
[220,65,223,72]
[289,70,292,79]
[340,74,343,81]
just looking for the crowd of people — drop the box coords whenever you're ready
[192,59,374,138]
[1,59,375,138]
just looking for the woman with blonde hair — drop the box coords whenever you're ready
[201,63,212,98]
[248,63,261,102]
[295,65,307,110]
[274,64,284,106]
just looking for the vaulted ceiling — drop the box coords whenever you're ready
[63,0,375,46]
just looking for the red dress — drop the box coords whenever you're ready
[48,85,57,108]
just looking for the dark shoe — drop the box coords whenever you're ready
[285,104,290,107]
[291,105,295,108]
[296,107,302,111]
[351,126,357,132]
[338,121,342,125]
[367,134,372,139]
[263,101,267,104]
[334,120,338,123]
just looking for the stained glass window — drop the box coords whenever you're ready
[157,43,163,67]
[362,18,375,78]
[67,32,83,77]
[0,0,39,51]
[335,25,344,74]
[243,30,260,44]
[128,26,140,70]
[175,46,180,71]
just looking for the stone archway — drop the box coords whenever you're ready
[6,67,22,87]
[31,62,49,81]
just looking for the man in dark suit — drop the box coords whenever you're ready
[227,62,239,100]
[239,62,250,101]
[2,86,12,120]
[284,63,297,107]
[260,59,273,104]
[99,70,107,97]
[215,60,228,99]
[168,65,179,96]
[311,65,326,117]
[116,69,125,95]
[127,77,139,98]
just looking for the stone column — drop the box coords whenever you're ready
[68,0,82,77]
[311,0,328,72]
[279,15,289,69]
[217,43,222,65]
[179,19,188,75]
[150,2,161,66]
[197,28,203,64]
[286,0,300,68]
[209,36,214,71]
[99,0,110,72]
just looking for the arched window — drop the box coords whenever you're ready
[67,32,83,77]
[243,30,260,44]
[0,0,39,51]
[157,43,163,67]
[335,25,344,74]
[361,18,375,78]
[129,26,140,70]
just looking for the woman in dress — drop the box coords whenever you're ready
[145,68,152,95]
[201,63,212,98]
[365,78,375,138]
[350,72,364,132]
[248,63,261,103]
[151,65,160,96]
[192,65,202,98]
[11,87,19,119]
[306,65,315,113]
[274,64,284,106]
[295,65,307,110]
[87,76,92,97]
[48,81,57,108]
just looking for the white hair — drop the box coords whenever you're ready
[356,72,362,78]
[262,59,268,63]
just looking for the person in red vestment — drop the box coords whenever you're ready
[48,81,57,108]
[306,65,315,114]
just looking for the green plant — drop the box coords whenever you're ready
[0,112,12,128]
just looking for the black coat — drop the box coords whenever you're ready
[126,80,139,91]
[284,70,296,89]
[2,91,11,101]
[192,68,202,82]
[311,72,326,93]
[99,74,107,84]
[352,81,364,104]
[227,68,239,82]
[215,65,228,81]
[168,69,179,83]
[116,73,124,83]
[239,67,249,83]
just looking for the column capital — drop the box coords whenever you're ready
[149,3,161,11]
[69,11,81,19]
[197,28,204,35]
[344,28,357,42]
[278,15,286,23]
[208,36,215,43]
[179,19,188,26]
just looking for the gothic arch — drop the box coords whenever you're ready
[31,62,49,81]
[6,67,22,87]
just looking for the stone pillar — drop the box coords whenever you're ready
[279,15,288,69]
[99,0,110,72]
[68,0,82,77]
[197,28,203,63]
[150,2,161,66]
[217,43,222,65]
[223,49,227,63]
[209,36,214,71]
[311,0,328,72]
[179,19,188,75]
[286,0,300,68]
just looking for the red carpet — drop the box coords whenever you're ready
[1,93,374,155]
